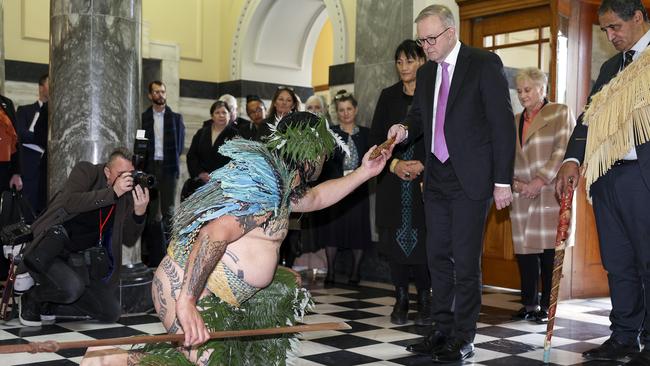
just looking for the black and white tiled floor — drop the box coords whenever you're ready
[0,274,618,365]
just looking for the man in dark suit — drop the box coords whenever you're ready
[141,80,185,267]
[16,73,49,214]
[556,1,650,364]
[388,4,515,363]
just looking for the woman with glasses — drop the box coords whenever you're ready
[183,101,239,200]
[316,90,371,285]
[369,39,431,325]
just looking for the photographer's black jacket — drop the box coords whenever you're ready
[26,162,145,285]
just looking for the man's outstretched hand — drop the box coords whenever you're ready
[360,143,394,179]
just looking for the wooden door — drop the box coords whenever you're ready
[460,5,553,290]
[457,0,612,298]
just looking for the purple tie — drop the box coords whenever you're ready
[433,62,450,162]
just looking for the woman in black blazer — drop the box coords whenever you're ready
[369,40,430,326]
[184,101,239,199]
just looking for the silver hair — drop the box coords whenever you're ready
[306,95,327,109]
[515,67,548,95]
[218,94,237,109]
[415,4,455,27]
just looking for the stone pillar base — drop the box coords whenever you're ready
[119,263,154,314]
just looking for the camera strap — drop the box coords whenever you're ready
[98,205,115,247]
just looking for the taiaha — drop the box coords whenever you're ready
[543,178,575,363]
[369,136,395,160]
[0,322,350,354]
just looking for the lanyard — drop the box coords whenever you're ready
[98,205,116,246]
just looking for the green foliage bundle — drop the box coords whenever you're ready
[139,267,313,366]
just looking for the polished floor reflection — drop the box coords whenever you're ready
[0,272,617,365]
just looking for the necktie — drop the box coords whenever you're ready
[623,50,635,69]
[433,62,450,162]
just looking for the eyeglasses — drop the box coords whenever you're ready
[415,27,450,47]
[277,86,294,91]
[334,92,353,100]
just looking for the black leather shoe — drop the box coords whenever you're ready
[512,306,538,321]
[405,330,448,355]
[534,309,549,324]
[432,339,474,363]
[625,349,650,365]
[582,338,640,360]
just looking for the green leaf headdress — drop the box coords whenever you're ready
[265,111,349,166]
[265,111,349,200]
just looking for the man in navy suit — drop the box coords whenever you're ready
[141,80,185,267]
[556,1,650,364]
[16,73,48,214]
[388,4,515,363]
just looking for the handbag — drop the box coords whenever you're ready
[180,177,206,202]
[0,189,36,247]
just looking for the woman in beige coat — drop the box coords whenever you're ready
[510,67,575,323]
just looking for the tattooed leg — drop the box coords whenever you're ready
[153,276,167,322]
[161,256,182,300]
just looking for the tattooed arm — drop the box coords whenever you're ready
[175,213,268,347]
[292,145,392,213]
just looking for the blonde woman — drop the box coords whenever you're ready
[510,67,575,322]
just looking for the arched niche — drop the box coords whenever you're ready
[230,0,348,87]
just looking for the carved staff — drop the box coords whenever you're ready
[0,322,350,354]
[543,178,575,363]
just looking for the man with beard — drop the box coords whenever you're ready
[141,80,185,267]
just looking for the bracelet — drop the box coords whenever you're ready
[389,159,400,173]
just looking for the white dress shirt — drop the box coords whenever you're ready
[153,109,165,161]
[23,100,45,155]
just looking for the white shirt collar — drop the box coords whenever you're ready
[631,28,650,54]
[441,40,462,66]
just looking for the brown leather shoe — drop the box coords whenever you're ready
[405,330,448,355]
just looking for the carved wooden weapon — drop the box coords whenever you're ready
[0,322,351,354]
[543,178,575,363]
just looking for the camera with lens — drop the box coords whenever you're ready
[131,130,156,189]
[131,170,156,189]
[133,131,148,172]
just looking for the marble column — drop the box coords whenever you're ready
[354,0,413,128]
[49,0,141,192]
[350,0,415,283]
[50,0,151,314]
[0,0,5,95]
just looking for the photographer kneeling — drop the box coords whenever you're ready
[18,148,149,326]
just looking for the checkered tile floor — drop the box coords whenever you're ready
[0,273,618,365]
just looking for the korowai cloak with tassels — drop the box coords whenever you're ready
[583,47,650,201]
